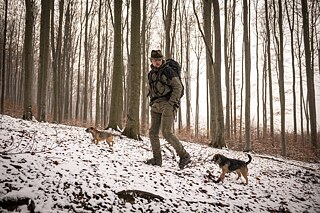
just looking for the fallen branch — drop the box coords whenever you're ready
[116,190,164,204]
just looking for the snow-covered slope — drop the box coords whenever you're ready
[0,115,319,212]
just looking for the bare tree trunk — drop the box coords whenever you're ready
[37,0,51,122]
[83,0,90,123]
[193,0,215,141]
[212,0,225,148]
[63,2,72,121]
[183,4,191,133]
[194,37,202,137]
[285,0,297,142]
[189,4,202,138]
[262,42,267,139]
[102,3,111,126]
[224,0,230,142]
[52,0,63,122]
[16,20,24,105]
[108,0,123,130]
[265,0,274,146]
[22,0,34,120]
[276,0,286,156]
[123,0,141,140]
[95,0,102,126]
[178,2,184,132]
[296,16,305,140]
[163,0,173,58]
[255,0,260,140]
[140,0,148,135]
[204,0,214,137]
[301,0,318,149]
[231,0,236,139]
[0,0,8,113]
[240,49,244,144]
[123,1,130,126]
[243,0,251,151]
[75,29,82,121]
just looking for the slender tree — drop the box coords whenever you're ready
[224,0,230,142]
[83,0,90,123]
[296,13,305,140]
[123,0,141,140]
[193,0,214,139]
[140,0,148,134]
[285,0,297,141]
[265,0,275,146]
[211,0,225,148]
[277,0,286,156]
[52,0,64,122]
[75,24,83,120]
[163,0,173,58]
[37,0,51,121]
[262,40,267,138]
[193,35,203,137]
[22,0,34,120]
[231,0,237,139]
[301,0,318,149]
[95,0,102,126]
[102,2,111,126]
[243,0,251,151]
[63,2,72,121]
[108,0,123,130]
[181,1,191,132]
[255,0,260,139]
[0,0,8,113]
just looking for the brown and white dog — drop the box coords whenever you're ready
[85,127,118,148]
[212,153,252,185]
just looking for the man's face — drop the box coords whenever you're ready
[151,58,163,68]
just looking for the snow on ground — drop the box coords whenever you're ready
[0,114,319,212]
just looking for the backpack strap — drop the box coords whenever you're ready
[147,68,173,102]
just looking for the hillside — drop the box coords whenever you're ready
[0,115,319,212]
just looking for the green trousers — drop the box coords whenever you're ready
[149,102,188,160]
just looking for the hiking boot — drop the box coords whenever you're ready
[145,158,162,166]
[179,154,191,169]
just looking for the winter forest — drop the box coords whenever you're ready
[0,0,319,160]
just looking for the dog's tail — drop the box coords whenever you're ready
[246,154,252,165]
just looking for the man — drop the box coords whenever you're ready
[145,49,191,169]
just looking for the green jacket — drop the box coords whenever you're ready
[148,61,182,107]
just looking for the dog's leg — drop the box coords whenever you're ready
[240,167,249,185]
[107,141,112,148]
[216,171,226,183]
[236,170,242,180]
[215,166,228,183]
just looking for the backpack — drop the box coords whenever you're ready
[164,59,184,98]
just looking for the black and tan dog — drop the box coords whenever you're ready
[212,153,252,185]
[85,127,117,148]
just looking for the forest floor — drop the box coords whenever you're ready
[0,114,319,212]
[3,101,320,164]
